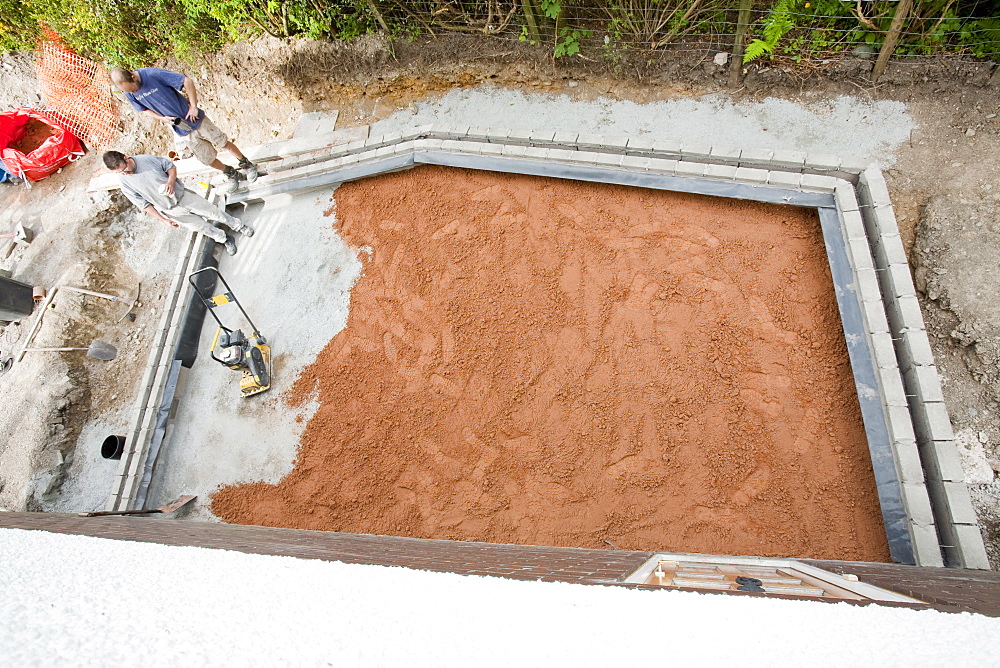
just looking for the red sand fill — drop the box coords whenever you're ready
[212,165,891,562]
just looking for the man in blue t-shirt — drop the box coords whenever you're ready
[111,67,258,195]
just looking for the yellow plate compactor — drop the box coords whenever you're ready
[188,266,271,398]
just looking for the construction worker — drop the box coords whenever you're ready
[103,151,253,256]
[110,67,257,195]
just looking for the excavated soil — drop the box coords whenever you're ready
[212,165,890,562]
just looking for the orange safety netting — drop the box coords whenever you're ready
[34,29,120,148]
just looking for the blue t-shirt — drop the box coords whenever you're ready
[125,68,204,136]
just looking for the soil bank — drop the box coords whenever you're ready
[212,165,891,562]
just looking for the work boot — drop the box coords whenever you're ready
[222,233,238,256]
[238,157,258,183]
[221,165,245,194]
[231,218,254,238]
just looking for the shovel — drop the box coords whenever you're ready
[78,495,197,517]
[21,339,118,360]
[62,284,142,323]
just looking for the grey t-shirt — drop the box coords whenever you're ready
[118,154,187,212]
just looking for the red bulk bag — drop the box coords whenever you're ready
[0,106,84,181]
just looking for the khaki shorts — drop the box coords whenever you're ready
[175,115,229,166]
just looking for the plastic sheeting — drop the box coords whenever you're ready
[0,107,84,182]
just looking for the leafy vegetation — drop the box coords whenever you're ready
[0,0,996,67]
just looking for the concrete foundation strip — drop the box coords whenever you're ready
[109,126,989,568]
[106,231,209,511]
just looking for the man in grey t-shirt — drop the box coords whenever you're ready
[102,151,253,256]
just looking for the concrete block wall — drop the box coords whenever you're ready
[857,168,989,570]
[118,124,987,568]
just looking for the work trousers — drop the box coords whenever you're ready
[160,190,239,244]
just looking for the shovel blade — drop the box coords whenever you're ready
[86,340,118,360]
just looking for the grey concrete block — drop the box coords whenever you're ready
[910,522,945,567]
[862,299,891,333]
[466,126,491,140]
[872,205,901,237]
[903,365,945,403]
[522,146,549,160]
[886,404,917,442]
[394,140,416,154]
[895,440,926,484]
[574,151,603,165]
[507,128,533,142]
[879,366,909,406]
[709,145,741,161]
[529,129,556,143]
[841,209,866,240]
[704,163,737,180]
[479,143,503,156]
[592,152,624,166]
[364,134,387,148]
[374,145,394,158]
[651,139,683,154]
[345,139,367,153]
[626,136,656,152]
[553,131,578,145]
[835,184,860,212]
[500,144,527,157]
[861,167,893,207]
[766,171,802,188]
[734,167,769,184]
[400,125,434,140]
[646,158,679,175]
[771,149,807,168]
[738,148,773,165]
[622,155,650,170]
[675,161,707,178]
[855,267,882,303]
[804,153,841,170]
[896,328,935,370]
[919,439,968,483]
[381,131,403,144]
[912,401,956,443]
[800,173,839,192]
[576,133,606,148]
[440,139,468,152]
[848,238,876,272]
[485,127,513,142]
[902,483,936,525]
[871,331,898,368]
[886,295,925,333]
[600,136,631,150]
[883,264,916,299]
[679,141,712,157]
[839,155,869,173]
[942,481,980,524]
[953,524,991,569]
[547,148,576,161]
[872,233,909,268]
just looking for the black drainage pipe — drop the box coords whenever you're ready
[101,435,125,460]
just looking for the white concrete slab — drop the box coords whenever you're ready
[145,188,362,517]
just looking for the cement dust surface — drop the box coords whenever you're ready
[144,193,362,518]
[213,165,890,562]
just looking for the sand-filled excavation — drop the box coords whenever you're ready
[212,165,891,562]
